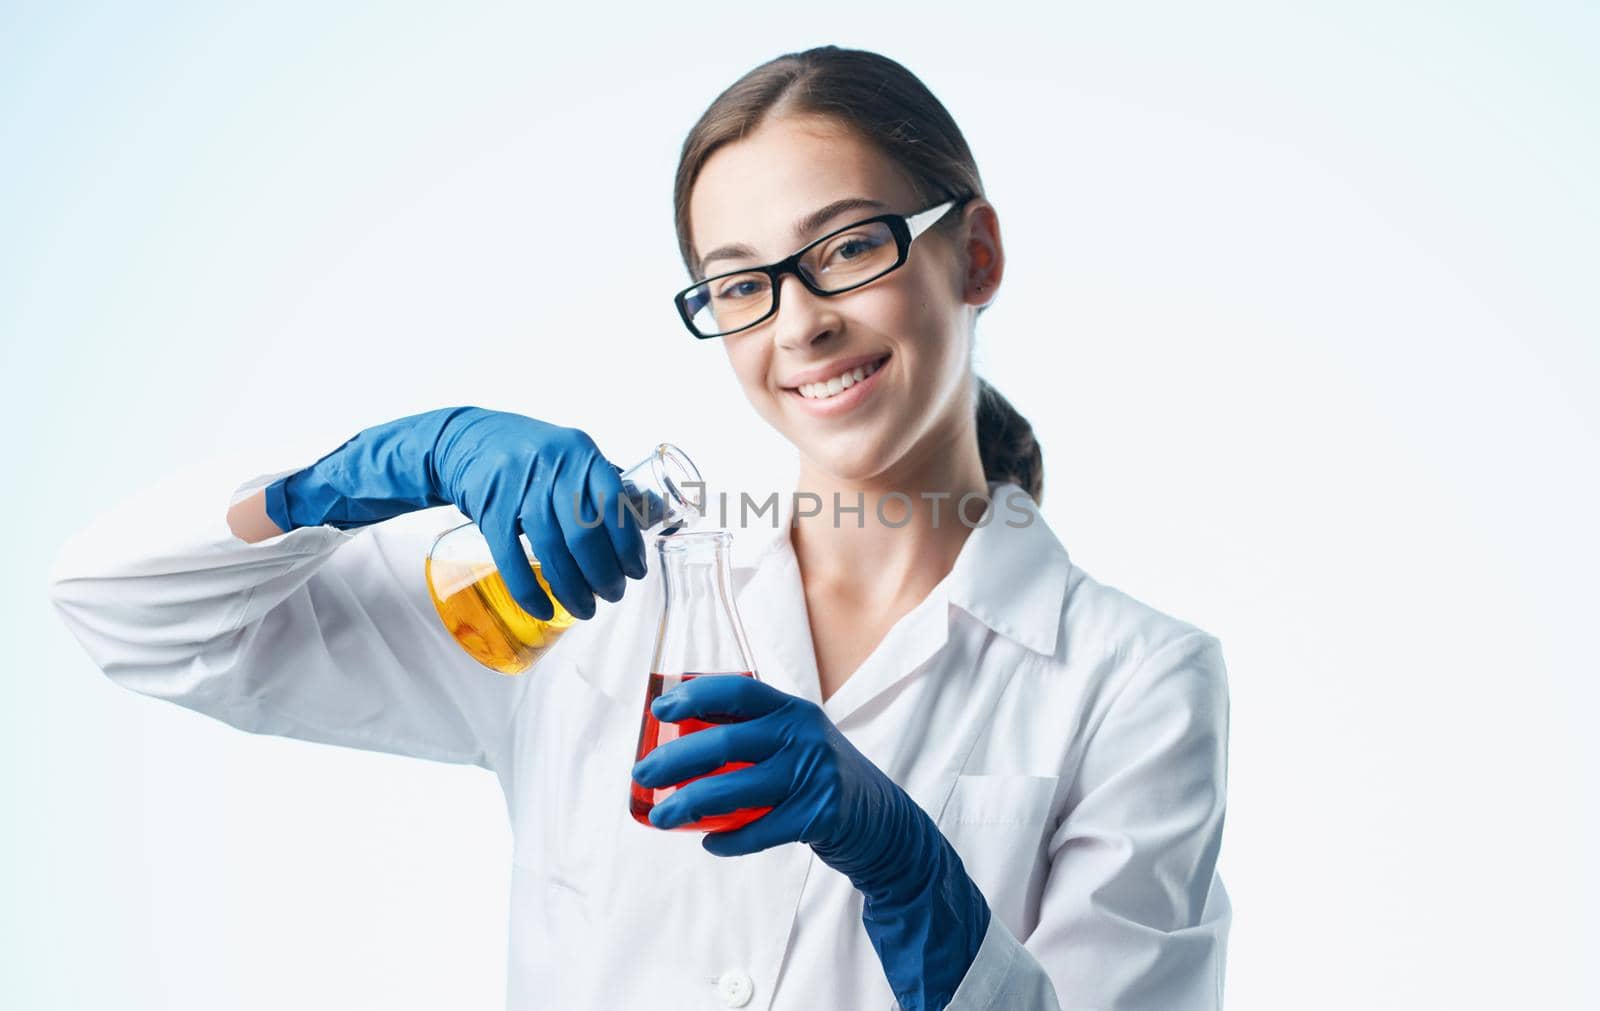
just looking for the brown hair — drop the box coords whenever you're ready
[671,45,1044,505]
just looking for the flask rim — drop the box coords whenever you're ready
[647,442,704,518]
[656,528,731,552]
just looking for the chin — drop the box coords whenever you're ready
[793,429,900,484]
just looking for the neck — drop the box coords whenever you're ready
[789,411,991,606]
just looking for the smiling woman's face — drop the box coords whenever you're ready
[687,114,993,485]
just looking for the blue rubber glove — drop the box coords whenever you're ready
[630,675,991,1011]
[263,406,647,620]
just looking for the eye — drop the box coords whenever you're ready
[818,228,890,271]
[715,276,769,300]
[834,238,872,259]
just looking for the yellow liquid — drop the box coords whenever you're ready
[425,557,577,675]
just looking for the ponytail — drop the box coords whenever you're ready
[975,377,1043,505]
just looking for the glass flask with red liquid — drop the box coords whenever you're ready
[630,528,772,833]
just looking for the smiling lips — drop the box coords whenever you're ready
[788,354,889,402]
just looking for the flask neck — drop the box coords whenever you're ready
[619,443,703,534]
[653,531,757,677]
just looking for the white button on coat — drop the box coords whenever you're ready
[717,969,754,1007]
[47,441,1231,1010]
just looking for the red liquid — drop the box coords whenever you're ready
[630,671,774,833]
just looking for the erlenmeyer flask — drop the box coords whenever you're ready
[425,443,703,675]
[630,529,772,833]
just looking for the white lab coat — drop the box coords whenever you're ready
[48,447,1231,1011]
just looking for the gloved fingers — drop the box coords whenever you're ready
[521,489,597,621]
[553,464,626,605]
[646,763,792,832]
[701,794,806,858]
[650,673,795,724]
[480,512,554,622]
[587,456,647,580]
[631,716,785,789]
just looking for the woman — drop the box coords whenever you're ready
[49,46,1229,1011]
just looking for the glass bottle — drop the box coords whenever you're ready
[425,443,703,675]
[630,529,772,833]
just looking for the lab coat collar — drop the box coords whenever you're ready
[717,482,1071,721]
[941,482,1071,658]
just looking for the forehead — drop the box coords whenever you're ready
[688,115,919,261]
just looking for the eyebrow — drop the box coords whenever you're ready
[696,197,890,278]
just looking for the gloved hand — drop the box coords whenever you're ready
[630,675,991,1011]
[264,406,647,620]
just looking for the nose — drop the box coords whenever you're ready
[771,273,840,351]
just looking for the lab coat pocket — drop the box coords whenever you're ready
[944,773,1059,827]
[940,773,1060,932]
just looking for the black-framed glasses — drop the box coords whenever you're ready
[674,197,970,340]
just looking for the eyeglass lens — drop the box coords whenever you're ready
[683,219,900,337]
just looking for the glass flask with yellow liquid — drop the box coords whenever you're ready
[425,443,703,675]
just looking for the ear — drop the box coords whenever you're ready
[959,200,1004,307]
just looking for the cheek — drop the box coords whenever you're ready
[875,277,966,377]
[890,297,971,423]
[725,341,778,408]
[872,257,960,334]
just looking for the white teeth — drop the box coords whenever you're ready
[796,357,885,400]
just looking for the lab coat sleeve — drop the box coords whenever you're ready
[945,630,1230,1011]
[46,444,531,773]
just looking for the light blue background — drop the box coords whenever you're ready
[5,3,1596,1008]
